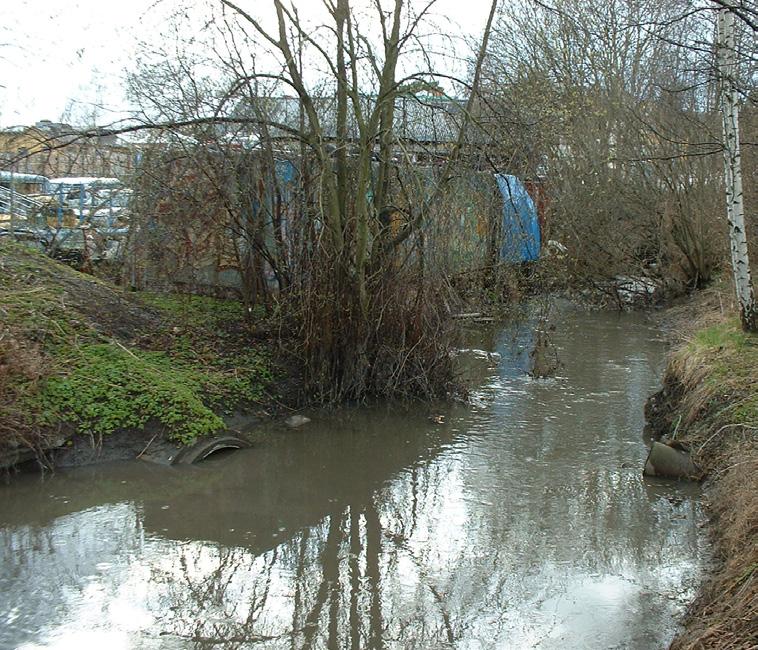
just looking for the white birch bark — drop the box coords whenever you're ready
[717,2,756,331]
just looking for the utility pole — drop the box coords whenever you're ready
[717,0,756,331]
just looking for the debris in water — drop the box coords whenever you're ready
[285,414,311,428]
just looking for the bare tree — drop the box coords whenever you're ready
[123,0,498,400]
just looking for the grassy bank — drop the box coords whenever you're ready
[649,287,757,649]
[0,240,277,463]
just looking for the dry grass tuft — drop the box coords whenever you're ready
[671,446,757,649]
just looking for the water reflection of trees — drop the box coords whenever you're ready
[133,457,461,649]
[142,500,386,649]
[1,453,699,650]
[0,503,146,648]
[1,450,701,649]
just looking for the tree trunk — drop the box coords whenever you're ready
[717,2,756,332]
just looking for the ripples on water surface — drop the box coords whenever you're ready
[0,310,707,649]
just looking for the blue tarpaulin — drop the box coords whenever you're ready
[495,173,541,263]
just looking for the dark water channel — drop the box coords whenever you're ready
[0,309,707,649]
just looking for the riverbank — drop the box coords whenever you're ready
[0,240,289,470]
[646,280,757,649]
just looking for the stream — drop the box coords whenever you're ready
[0,308,707,649]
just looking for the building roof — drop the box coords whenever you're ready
[0,123,131,149]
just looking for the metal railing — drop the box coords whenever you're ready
[0,185,45,219]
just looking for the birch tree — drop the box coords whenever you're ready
[716,0,756,331]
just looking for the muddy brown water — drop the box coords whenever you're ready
[0,309,707,649]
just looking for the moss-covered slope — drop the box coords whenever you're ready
[0,240,274,457]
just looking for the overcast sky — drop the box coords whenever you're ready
[1,0,493,129]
